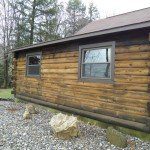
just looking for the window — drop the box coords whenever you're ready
[79,42,115,83]
[26,52,41,77]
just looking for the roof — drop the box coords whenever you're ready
[76,7,150,35]
[14,7,150,52]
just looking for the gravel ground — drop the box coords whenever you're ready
[0,101,150,150]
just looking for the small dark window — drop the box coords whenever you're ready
[26,53,41,76]
[79,42,115,83]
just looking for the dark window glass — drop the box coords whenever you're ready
[26,53,41,76]
[28,55,41,65]
[28,66,40,75]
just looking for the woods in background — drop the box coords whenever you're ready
[0,0,100,88]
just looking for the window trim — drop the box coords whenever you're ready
[78,41,115,83]
[26,52,42,77]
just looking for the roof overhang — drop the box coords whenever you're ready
[13,21,150,52]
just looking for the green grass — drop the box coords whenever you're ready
[117,127,150,142]
[0,88,25,104]
[0,88,14,99]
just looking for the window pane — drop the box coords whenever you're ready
[91,63,110,78]
[82,63,110,78]
[28,66,40,76]
[28,55,41,65]
[83,48,111,63]
[82,64,91,77]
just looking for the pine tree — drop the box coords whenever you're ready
[12,0,61,46]
[34,0,62,42]
[88,2,100,22]
[65,0,86,36]
[64,0,100,37]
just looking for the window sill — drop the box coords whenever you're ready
[78,77,114,84]
[26,75,41,79]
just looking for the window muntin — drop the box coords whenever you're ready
[26,53,41,76]
[79,42,115,82]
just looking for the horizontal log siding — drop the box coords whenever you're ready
[15,44,150,125]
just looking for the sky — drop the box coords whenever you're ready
[75,0,150,18]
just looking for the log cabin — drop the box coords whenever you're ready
[12,7,150,132]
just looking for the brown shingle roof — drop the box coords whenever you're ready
[75,7,150,35]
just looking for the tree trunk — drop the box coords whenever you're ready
[30,0,36,44]
[3,53,8,88]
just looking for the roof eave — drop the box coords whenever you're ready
[13,21,150,52]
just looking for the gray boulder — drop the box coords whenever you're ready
[106,127,127,148]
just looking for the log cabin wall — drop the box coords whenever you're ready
[14,29,150,131]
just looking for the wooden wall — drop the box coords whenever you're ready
[13,30,150,128]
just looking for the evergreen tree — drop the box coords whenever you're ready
[64,0,100,37]
[88,2,100,22]
[12,0,61,46]
[65,0,86,36]
[0,0,100,88]
[34,0,62,42]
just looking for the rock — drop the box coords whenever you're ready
[49,113,79,139]
[25,104,37,114]
[106,127,127,148]
[23,110,31,119]
[128,140,136,150]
